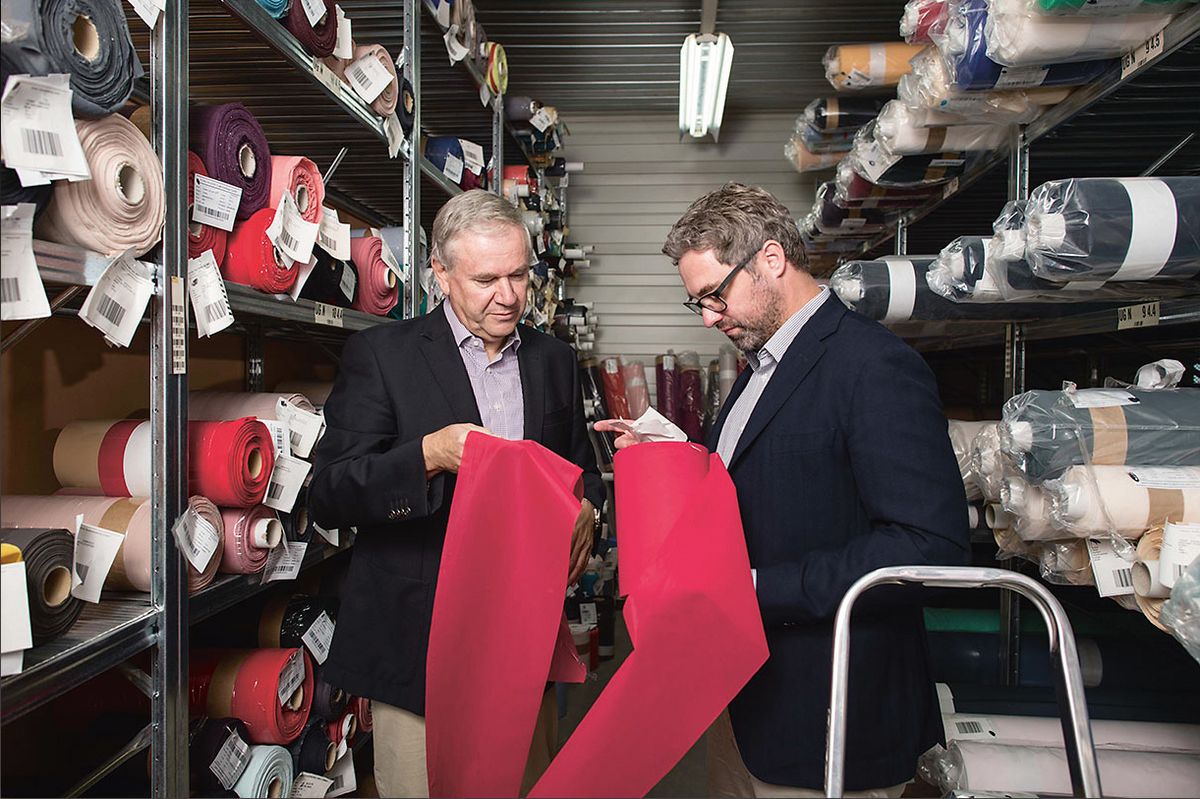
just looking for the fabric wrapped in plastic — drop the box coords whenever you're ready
[949,420,997,501]
[969,423,1005,503]
[784,136,843,174]
[621,359,650,419]
[900,48,1068,122]
[901,0,953,43]
[1161,558,1200,665]
[834,161,940,208]
[984,0,1174,66]
[1025,177,1200,284]
[1039,539,1095,586]
[999,474,1062,541]
[802,97,884,131]
[795,123,857,153]
[1044,465,1200,537]
[655,353,681,427]
[600,357,632,419]
[814,182,889,235]
[1000,387,1200,483]
[876,99,1014,155]
[1032,0,1195,14]
[850,128,977,187]
[944,0,1115,90]
[824,42,928,90]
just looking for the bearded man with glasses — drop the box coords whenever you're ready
[599,183,969,798]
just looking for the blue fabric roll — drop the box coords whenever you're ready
[949,0,1114,91]
[255,0,290,19]
[423,136,465,180]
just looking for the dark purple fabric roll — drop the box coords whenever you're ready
[284,0,337,58]
[189,103,272,221]
[816,181,889,234]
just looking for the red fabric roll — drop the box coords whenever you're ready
[188,418,275,507]
[349,235,398,316]
[350,696,373,734]
[190,648,314,744]
[327,709,357,748]
[187,151,228,266]
[224,207,299,295]
[283,0,337,57]
[599,357,631,419]
[677,365,705,443]
[268,155,325,225]
[655,354,681,426]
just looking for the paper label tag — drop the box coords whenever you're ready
[338,260,358,302]
[263,540,308,583]
[1,203,51,321]
[277,648,306,704]
[327,751,357,798]
[292,773,335,798]
[72,524,126,603]
[1067,388,1139,409]
[209,728,251,791]
[264,454,312,513]
[1122,27,1166,79]
[312,59,344,95]
[314,301,345,327]
[266,190,320,266]
[314,523,339,547]
[662,355,675,371]
[1117,300,1159,330]
[288,256,318,302]
[930,158,966,168]
[346,53,391,104]
[301,0,327,29]
[259,418,292,458]
[1161,522,1200,590]
[579,602,598,626]
[435,0,450,28]
[192,175,241,233]
[530,107,554,132]
[444,25,470,63]
[301,611,336,664]
[170,275,187,374]
[994,65,1050,89]
[378,236,404,282]
[80,254,155,348]
[334,5,353,59]
[385,112,404,159]
[188,250,235,337]
[125,0,162,28]
[1,76,90,180]
[171,506,221,573]
[460,139,485,175]
[856,140,900,184]
[277,398,325,459]
[840,217,867,228]
[1087,539,1135,597]
[442,153,464,184]
[944,715,998,742]
[0,561,33,657]
[479,82,493,107]
[1127,466,1200,490]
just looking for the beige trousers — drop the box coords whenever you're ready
[706,710,908,799]
[372,690,559,798]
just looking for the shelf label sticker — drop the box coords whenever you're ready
[1,203,51,321]
[1122,26,1166,79]
[188,250,235,337]
[80,253,155,348]
[313,301,345,328]
[72,524,126,603]
[1117,300,1159,330]
[171,275,187,374]
[192,174,242,232]
[312,59,345,95]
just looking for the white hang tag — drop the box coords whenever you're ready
[317,206,352,260]
[459,139,485,175]
[266,190,320,266]
[1,75,90,181]
[1087,539,1135,598]
[334,6,354,59]
[345,53,391,104]
[1126,466,1200,490]
[292,773,335,799]
[71,524,126,603]
[313,301,344,327]
[943,715,998,742]
[276,648,307,705]
[301,0,328,29]
[263,539,307,583]
[277,398,325,459]
[80,254,155,348]
[0,561,33,665]
[434,0,450,28]
[385,112,404,159]
[994,65,1049,89]
[444,25,470,64]
[301,610,336,664]
[264,454,312,513]
[1,203,51,321]
[338,260,357,303]
[187,250,235,337]
[442,153,464,184]
[1066,388,1139,409]
[192,175,242,233]
[209,728,251,791]
[171,506,221,573]
[288,256,319,301]
[377,236,404,282]
[1160,522,1200,591]
[857,140,900,184]
[529,107,554,132]
[258,418,292,459]
[579,602,598,626]
[125,0,162,29]
[313,523,339,547]
[479,82,492,107]
[326,751,358,798]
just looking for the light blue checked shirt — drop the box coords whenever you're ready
[444,301,524,440]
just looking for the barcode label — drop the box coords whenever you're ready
[204,302,225,324]
[195,204,220,218]
[74,563,89,584]
[96,294,127,327]
[1115,567,1132,589]
[345,53,391,103]
[1087,539,1136,597]
[1177,563,1188,580]
[265,190,319,265]
[21,128,62,157]
[192,175,242,232]
[1,277,20,303]
[263,454,311,513]
[268,482,285,501]
[956,721,983,735]
[350,66,370,88]
[278,227,298,252]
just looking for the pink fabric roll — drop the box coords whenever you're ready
[189,391,317,421]
[349,236,399,316]
[621,360,650,419]
[351,44,398,117]
[267,156,325,225]
[218,505,282,574]
[273,382,334,406]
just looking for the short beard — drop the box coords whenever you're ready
[724,278,785,354]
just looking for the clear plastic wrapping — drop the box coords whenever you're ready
[1039,539,1096,586]
[814,182,890,235]
[969,422,1005,503]
[901,0,953,43]
[849,124,976,187]
[1161,558,1200,665]
[984,0,1174,66]
[900,48,1063,123]
[833,159,940,208]
[1025,177,1200,284]
[784,136,843,174]
[676,351,705,442]
[802,97,885,131]
[949,420,997,501]
[876,99,1014,155]
[621,358,650,419]
[926,235,995,301]
[1045,465,1200,537]
[824,42,928,90]
[795,121,858,153]
[999,473,1063,541]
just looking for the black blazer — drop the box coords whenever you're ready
[709,295,970,790]
[309,305,604,713]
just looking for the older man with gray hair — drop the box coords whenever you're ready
[310,189,604,797]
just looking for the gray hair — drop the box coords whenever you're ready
[431,189,535,269]
[662,182,809,273]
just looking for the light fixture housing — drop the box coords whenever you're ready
[679,32,734,141]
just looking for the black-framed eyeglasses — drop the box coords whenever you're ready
[682,248,760,316]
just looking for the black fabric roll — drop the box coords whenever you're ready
[0,528,83,645]
[288,718,335,776]
[189,717,251,797]
[580,358,616,468]
[946,683,1200,724]
[873,152,978,187]
[815,182,888,234]
[312,674,349,721]
[280,488,314,545]
[300,250,358,309]
[804,97,885,132]
[0,166,54,222]
[503,95,539,122]
[260,593,340,650]
[398,77,416,136]
[544,158,571,177]
[189,104,273,221]
[283,0,337,57]
[546,210,563,230]
[1,0,142,117]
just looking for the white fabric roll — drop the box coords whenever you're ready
[949,420,995,501]
[943,713,1200,752]
[273,381,334,406]
[1001,475,1062,541]
[984,0,1173,66]
[189,391,316,420]
[1046,465,1200,536]
[877,100,1013,155]
[968,423,1004,503]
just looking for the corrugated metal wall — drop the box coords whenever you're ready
[564,112,817,366]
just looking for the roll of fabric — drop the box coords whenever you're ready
[999,476,1061,541]
[876,100,1014,155]
[677,352,705,443]
[190,718,253,797]
[946,0,1114,91]
[188,151,229,266]
[326,710,356,754]
[504,96,540,122]
[1,0,141,117]
[1001,387,1200,483]
[1046,465,1200,537]
[900,48,1059,123]
[480,40,509,95]
[288,718,336,777]
[349,235,399,316]
[35,114,165,257]
[350,44,398,116]
[190,391,318,422]
[621,361,651,419]
[851,136,976,187]
[280,492,311,545]
[815,182,889,234]
[398,76,416,135]
[190,648,314,744]
[218,506,281,575]
[1,166,53,221]
[233,745,294,799]
[283,0,336,58]
[985,0,1173,66]
[599,357,632,419]
[225,208,300,295]
[824,42,927,90]
[311,675,348,722]
[835,160,941,206]
[797,124,857,154]
[253,0,288,18]
[1035,0,1193,12]
[901,0,952,43]
[190,420,276,507]
[0,527,82,644]
[1134,526,1169,630]
[424,136,467,187]
[1025,177,1200,284]
[802,97,885,132]
[580,359,617,468]
[948,420,994,501]
[718,347,739,404]
[274,382,334,407]
[655,353,681,426]
[190,104,273,221]
[351,696,372,734]
[258,593,339,649]
[0,495,221,593]
[268,156,325,225]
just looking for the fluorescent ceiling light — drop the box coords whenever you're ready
[679,32,734,141]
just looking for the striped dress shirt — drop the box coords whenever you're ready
[443,301,525,441]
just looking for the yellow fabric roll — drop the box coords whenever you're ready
[825,42,927,90]
[1,543,22,564]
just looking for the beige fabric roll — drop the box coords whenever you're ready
[968,423,1004,503]
[1001,476,1062,541]
[1048,465,1199,537]
[825,42,927,90]
[188,391,316,421]
[950,420,996,502]
[274,381,334,406]
[1134,527,1168,631]
[1038,540,1094,586]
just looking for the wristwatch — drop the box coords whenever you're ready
[592,504,603,535]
